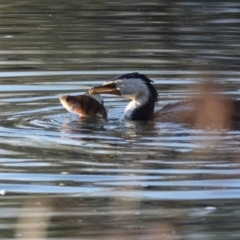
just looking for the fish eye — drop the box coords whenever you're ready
[66,96,70,102]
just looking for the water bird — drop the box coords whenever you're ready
[60,93,107,119]
[89,72,240,128]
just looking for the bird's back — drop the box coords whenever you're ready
[155,98,240,128]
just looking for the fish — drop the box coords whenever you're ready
[60,92,107,119]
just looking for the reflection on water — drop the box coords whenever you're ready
[1,0,240,239]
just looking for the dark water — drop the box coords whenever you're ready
[1,1,240,239]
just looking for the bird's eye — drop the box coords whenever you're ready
[66,96,70,102]
[108,83,118,88]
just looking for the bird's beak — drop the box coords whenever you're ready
[89,85,121,96]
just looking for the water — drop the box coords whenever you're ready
[1,0,240,239]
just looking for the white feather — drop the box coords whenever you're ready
[113,78,150,118]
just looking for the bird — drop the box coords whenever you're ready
[89,72,240,128]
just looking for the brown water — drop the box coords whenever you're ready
[1,1,240,239]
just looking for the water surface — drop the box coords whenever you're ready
[1,1,240,239]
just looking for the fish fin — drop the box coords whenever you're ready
[84,92,104,105]
[105,106,110,113]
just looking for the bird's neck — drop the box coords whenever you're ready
[124,94,155,121]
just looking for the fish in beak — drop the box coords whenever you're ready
[60,93,107,119]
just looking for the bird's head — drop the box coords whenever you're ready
[89,72,158,103]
